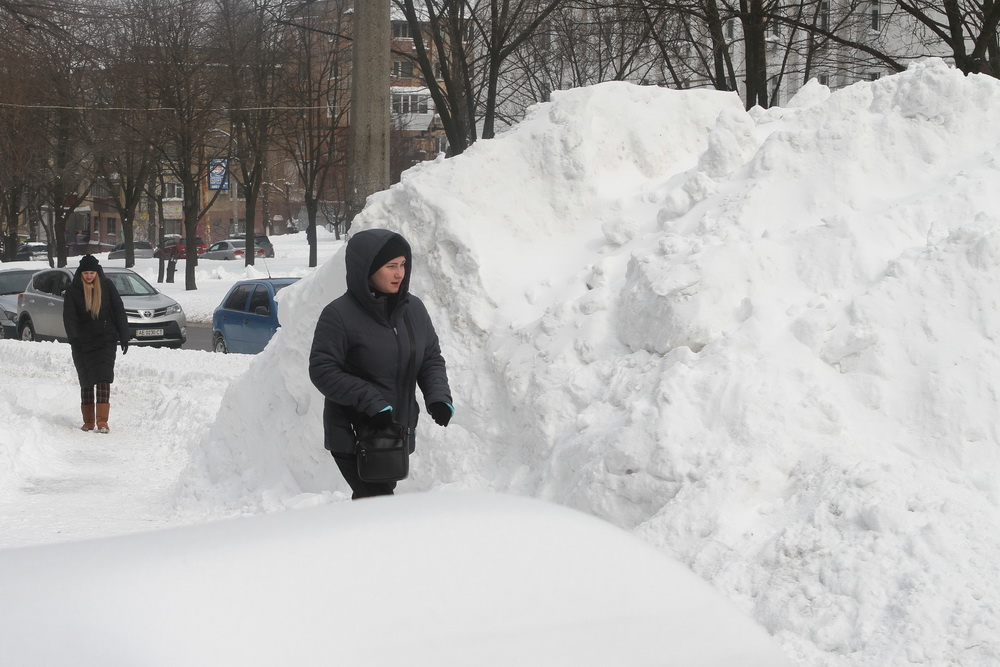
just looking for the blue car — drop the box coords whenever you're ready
[211,278,300,354]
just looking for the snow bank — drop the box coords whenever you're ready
[184,60,1000,665]
[0,492,791,666]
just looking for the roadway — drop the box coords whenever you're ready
[184,323,213,352]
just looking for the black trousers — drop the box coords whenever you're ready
[332,454,397,500]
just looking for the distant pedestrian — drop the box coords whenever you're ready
[63,254,130,433]
[309,229,453,499]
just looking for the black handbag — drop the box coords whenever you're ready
[355,421,410,483]
[355,310,417,483]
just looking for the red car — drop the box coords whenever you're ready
[156,236,206,259]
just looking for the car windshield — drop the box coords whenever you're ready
[0,271,33,295]
[107,272,157,296]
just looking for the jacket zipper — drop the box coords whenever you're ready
[393,320,406,425]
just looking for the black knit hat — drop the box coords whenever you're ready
[368,237,408,277]
[79,254,100,272]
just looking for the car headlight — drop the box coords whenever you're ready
[2,308,15,321]
[165,303,183,316]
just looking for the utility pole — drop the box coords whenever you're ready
[345,0,390,233]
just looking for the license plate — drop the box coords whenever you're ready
[136,329,164,337]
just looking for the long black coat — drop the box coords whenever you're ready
[309,229,452,454]
[63,266,129,386]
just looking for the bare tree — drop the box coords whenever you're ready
[90,15,162,268]
[138,0,229,290]
[278,0,350,266]
[23,21,95,267]
[394,0,477,155]
[216,0,290,265]
[0,14,45,260]
[395,0,566,155]
[893,0,1000,75]
[505,0,663,115]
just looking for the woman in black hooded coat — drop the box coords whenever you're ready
[309,229,453,499]
[63,254,130,433]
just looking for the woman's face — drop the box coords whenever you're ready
[369,256,406,294]
[81,271,97,284]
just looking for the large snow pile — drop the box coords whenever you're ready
[0,492,790,666]
[185,60,1000,665]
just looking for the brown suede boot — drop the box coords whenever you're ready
[96,403,111,434]
[81,403,96,431]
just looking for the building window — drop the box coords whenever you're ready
[392,21,411,39]
[107,218,117,236]
[868,71,881,81]
[819,1,830,30]
[92,182,111,198]
[164,182,183,200]
[870,1,880,31]
[392,93,430,115]
[818,73,830,86]
[392,60,416,78]
[726,19,735,39]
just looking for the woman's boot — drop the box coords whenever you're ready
[96,403,111,434]
[81,403,96,431]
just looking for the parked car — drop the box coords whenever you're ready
[108,241,155,260]
[155,236,206,259]
[231,233,275,258]
[203,239,266,261]
[14,242,48,262]
[212,277,300,354]
[16,267,187,348]
[0,268,37,339]
[153,234,180,259]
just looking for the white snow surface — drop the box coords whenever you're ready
[2,59,999,665]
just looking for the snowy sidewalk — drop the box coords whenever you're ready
[0,340,251,548]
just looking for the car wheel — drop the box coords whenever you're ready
[213,333,228,354]
[19,319,35,342]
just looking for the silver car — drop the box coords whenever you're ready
[203,239,265,261]
[0,268,37,339]
[108,241,155,260]
[15,242,48,261]
[16,267,187,348]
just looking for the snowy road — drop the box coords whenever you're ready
[0,340,251,548]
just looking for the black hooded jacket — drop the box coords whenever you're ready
[63,262,129,386]
[309,229,452,454]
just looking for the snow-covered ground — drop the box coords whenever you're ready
[2,58,999,665]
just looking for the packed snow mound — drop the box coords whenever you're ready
[187,60,1000,666]
[0,492,791,666]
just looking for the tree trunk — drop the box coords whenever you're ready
[741,0,769,109]
[245,196,257,267]
[183,174,200,291]
[305,194,318,267]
